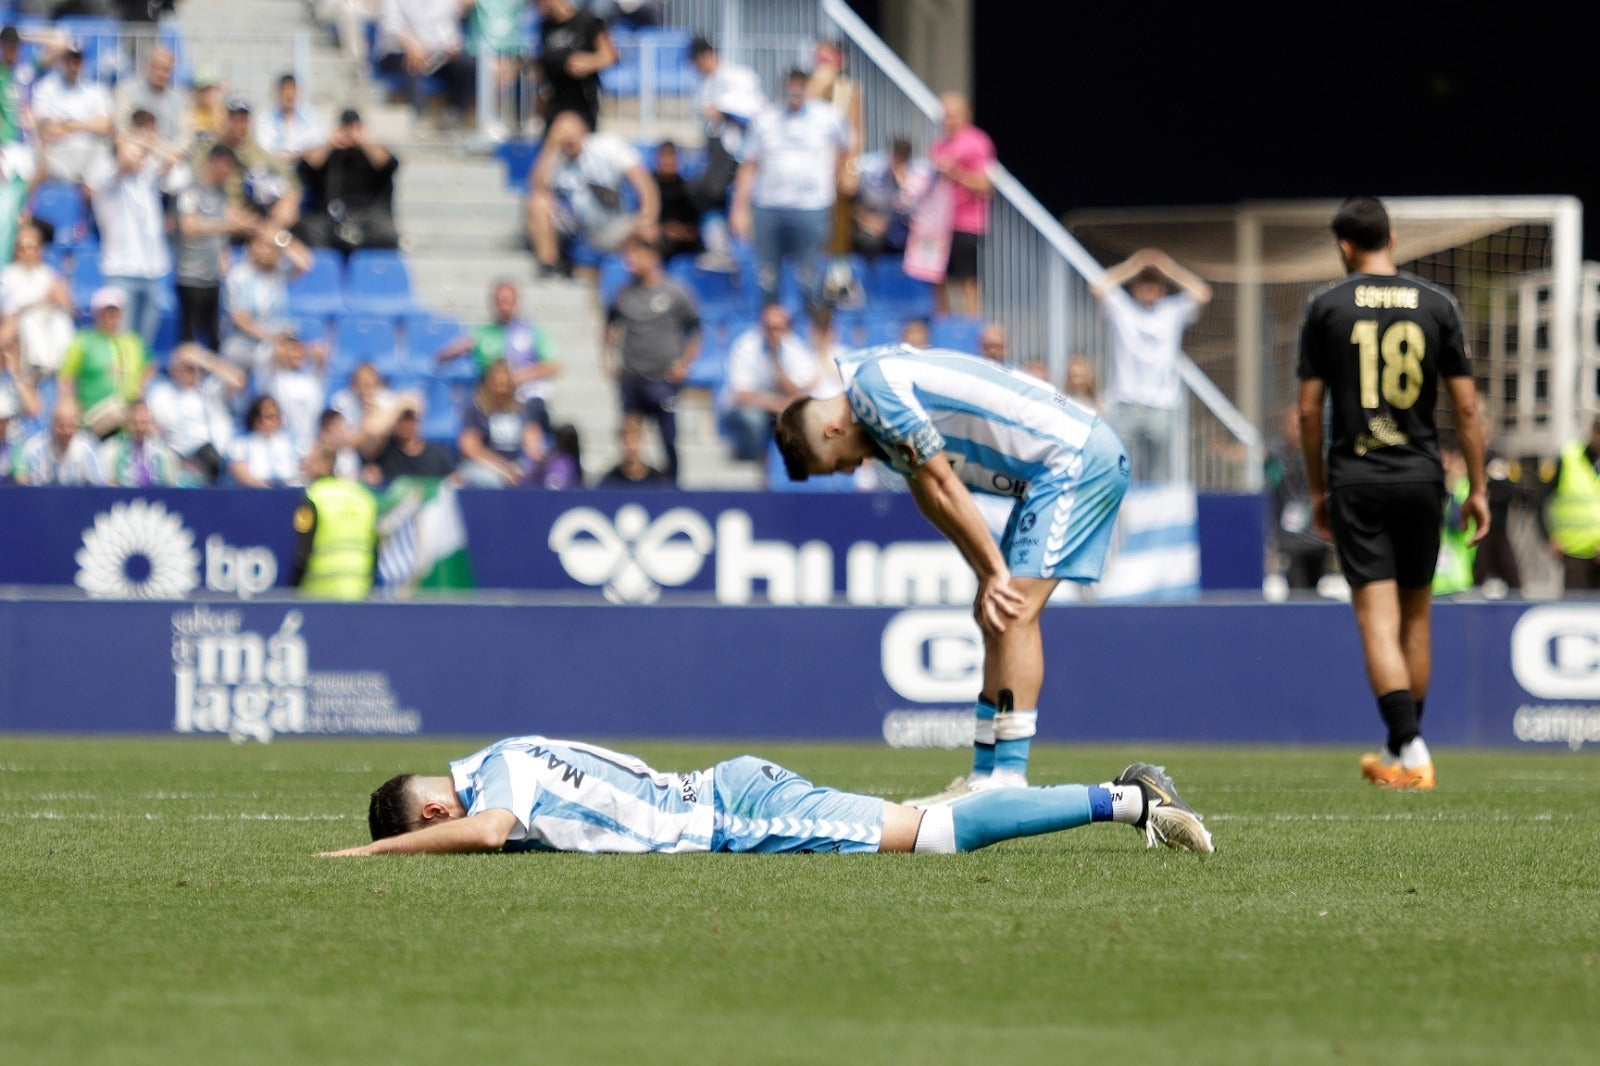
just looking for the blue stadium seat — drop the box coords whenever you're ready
[286,249,346,316]
[597,254,630,309]
[30,182,88,245]
[682,326,729,392]
[495,139,541,195]
[288,313,333,352]
[421,374,474,444]
[866,258,936,318]
[669,254,761,316]
[344,249,416,316]
[832,307,868,347]
[862,314,907,347]
[402,313,466,374]
[636,28,696,96]
[600,33,641,96]
[70,253,104,313]
[331,313,401,380]
[930,314,983,353]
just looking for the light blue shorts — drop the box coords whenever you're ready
[1000,419,1130,583]
[711,756,884,854]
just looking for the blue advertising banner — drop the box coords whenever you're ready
[0,486,1264,599]
[0,596,1595,752]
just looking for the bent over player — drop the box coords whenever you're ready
[321,735,1211,856]
[1298,196,1488,789]
[774,345,1129,805]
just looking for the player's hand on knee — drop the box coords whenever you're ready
[975,572,1024,636]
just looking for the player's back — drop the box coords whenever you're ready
[1298,271,1470,487]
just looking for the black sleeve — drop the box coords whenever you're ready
[1437,297,1471,379]
[1296,301,1324,381]
[289,497,317,586]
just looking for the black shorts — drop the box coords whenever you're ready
[1327,481,1444,588]
[946,231,981,280]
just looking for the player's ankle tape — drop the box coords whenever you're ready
[993,709,1038,741]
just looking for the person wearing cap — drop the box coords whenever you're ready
[116,44,187,145]
[191,92,301,233]
[531,0,616,132]
[58,286,154,438]
[187,70,226,142]
[294,107,400,255]
[86,106,188,352]
[30,38,113,183]
[174,143,257,350]
[730,67,852,314]
[259,73,326,164]
[1089,247,1213,484]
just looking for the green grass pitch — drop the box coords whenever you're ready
[2,736,1597,1064]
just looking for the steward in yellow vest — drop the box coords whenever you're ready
[290,446,378,601]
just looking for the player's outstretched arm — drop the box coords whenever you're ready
[320,809,519,857]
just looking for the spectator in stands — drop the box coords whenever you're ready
[0,27,30,151]
[228,393,302,487]
[264,332,329,459]
[99,397,181,487]
[59,286,153,438]
[457,357,543,488]
[291,441,379,602]
[653,140,703,262]
[851,136,929,261]
[376,0,477,129]
[435,279,560,431]
[174,144,255,350]
[731,68,851,314]
[687,35,762,266]
[533,0,617,133]
[187,71,226,143]
[978,322,1007,363]
[602,232,700,484]
[595,411,671,489]
[259,73,327,164]
[115,44,185,144]
[294,108,400,255]
[145,342,247,484]
[220,228,313,379]
[721,302,815,464]
[0,342,43,459]
[1090,247,1212,484]
[467,0,530,142]
[0,220,74,378]
[927,91,995,317]
[1538,414,1600,594]
[899,317,929,348]
[1475,449,1525,596]
[332,359,402,455]
[529,421,582,489]
[86,107,187,352]
[16,395,103,484]
[1264,401,1331,592]
[307,407,361,480]
[525,110,658,279]
[31,40,113,184]
[359,390,456,486]
[808,38,862,263]
[314,0,382,70]
[192,94,302,236]
[1064,352,1102,415]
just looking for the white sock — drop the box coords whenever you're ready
[1098,782,1145,824]
[1399,737,1432,770]
[985,769,1028,789]
[912,804,957,854]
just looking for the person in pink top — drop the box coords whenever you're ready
[929,91,996,316]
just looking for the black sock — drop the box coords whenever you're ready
[1377,690,1420,756]
[1415,697,1425,724]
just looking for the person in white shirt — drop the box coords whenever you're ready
[87,108,189,352]
[0,221,74,377]
[30,42,113,184]
[228,393,302,487]
[1089,247,1213,484]
[115,45,187,145]
[525,110,659,278]
[264,332,328,457]
[375,0,477,126]
[719,302,816,463]
[145,343,248,484]
[257,74,326,163]
[730,68,851,314]
[686,36,763,222]
[220,230,312,381]
[17,395,104,485]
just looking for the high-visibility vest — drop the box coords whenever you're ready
[1433,476,1476,594]
[1547,441,1600,559]
[299,477,377,601]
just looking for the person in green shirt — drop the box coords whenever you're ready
[58,286,154,437]
[434,279,561,430]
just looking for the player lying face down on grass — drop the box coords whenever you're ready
[320,736,1213,856]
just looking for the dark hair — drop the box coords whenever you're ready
[774,397,816,482]
[0,26,20,46]
[206,143,239,167]
[368,774,417,841]
[318,407,344,432]
[338,108,361,127]
[1331,196,1391,252]
[278,73,296,88]
[130,108,156,127]
[552,422,581,461]
[244,395,277,431]
[687,35,715,61]
[890,137,912,157]
[621,231,661,257]
[787,67,810,84]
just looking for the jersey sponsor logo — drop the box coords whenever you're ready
[75,498,277,600]
[170,605,421,742]
[992,473,1028,498]
[1510,605,1600,700]
[549,504,975,607]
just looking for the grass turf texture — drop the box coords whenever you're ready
[2,738,1597,1065]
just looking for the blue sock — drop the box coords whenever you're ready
[950,785,1095,852]
[993,736,1032,777]
[971,697,996,777]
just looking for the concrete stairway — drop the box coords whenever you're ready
[173,0,764,489]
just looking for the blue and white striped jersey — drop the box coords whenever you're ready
[837,345,1100,497]
[450,736,716,854]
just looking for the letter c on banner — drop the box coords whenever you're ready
[1511,605,1600,699]
[880,609,983,703]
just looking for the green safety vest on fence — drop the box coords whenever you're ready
[1433,476,1476,594]
[1547,441,1600,559]
[300,477,378,601]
